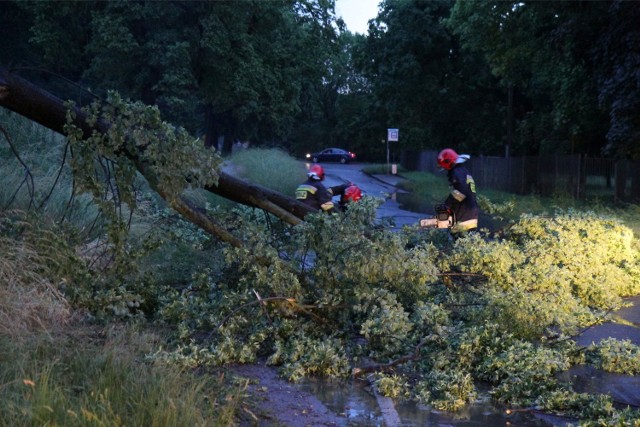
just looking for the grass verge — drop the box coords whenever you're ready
[227,147,307,196]
[0,219,247,426]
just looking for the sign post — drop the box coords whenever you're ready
[387,128,399,174]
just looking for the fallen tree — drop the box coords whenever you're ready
[0,66,316,247]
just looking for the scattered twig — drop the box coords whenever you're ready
[253,289,273,326]
[547,307,616,348]
[352,337,428,377]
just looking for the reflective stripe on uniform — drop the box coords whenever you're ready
[296,184,317,200]
[466,175,476,193]
[320,201,335,211]
[451,219,478,234]
[451,189,466,202]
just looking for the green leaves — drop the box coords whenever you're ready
[444,211,640,340]
[66,93,221,203]
[587,338,640,375]
[150,205,640,422]
[478,340,571,405]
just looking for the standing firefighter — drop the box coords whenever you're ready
[437,148,479,236]
[296,164,348,213]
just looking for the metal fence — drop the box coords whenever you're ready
[400,150,640,203]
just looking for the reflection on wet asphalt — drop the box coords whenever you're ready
[299,378,566,426]
[561,295,640,408]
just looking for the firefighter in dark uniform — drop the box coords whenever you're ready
[296,164,348,213]
[437,148,479,236]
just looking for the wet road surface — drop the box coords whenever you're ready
[318,162,426,229]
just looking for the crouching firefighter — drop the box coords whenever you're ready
[436,148,479,236]
[296,164,349,214]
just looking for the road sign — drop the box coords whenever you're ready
[387,128,399,142]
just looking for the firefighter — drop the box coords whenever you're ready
[296,164,349,213]
[437,148,479,236]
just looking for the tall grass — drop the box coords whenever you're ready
[0,230,71,339]
[0,217,245,426]
[227,147,306,196]
[0,327,246,426]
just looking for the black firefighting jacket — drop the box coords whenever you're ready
[295,179,347,213]
[444,164,479,232]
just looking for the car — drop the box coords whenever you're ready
[306,148,356,164]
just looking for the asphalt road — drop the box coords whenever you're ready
[308,161,426,230]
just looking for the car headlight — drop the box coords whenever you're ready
[305,153,311,159]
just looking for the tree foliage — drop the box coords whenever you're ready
[2,0,639,159]
[3,2,640,423]
[147,202,640,422]
[3,0,341,153]
[357,0,505,154]
[447,0,637,157]
[593,1,640,158]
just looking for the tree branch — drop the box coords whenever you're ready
[0,66,317,246]
[352,337,429,377]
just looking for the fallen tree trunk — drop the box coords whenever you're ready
[0,66,316,245]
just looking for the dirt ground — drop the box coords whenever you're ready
[231,363,349,427]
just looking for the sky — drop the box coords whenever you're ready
[335,0,380,34]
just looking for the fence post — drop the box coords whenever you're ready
[551,153,559,194]
[576,154,581,199]
[615,160,627,202]
[631,160,640,202]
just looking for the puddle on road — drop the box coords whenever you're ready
[560,295,640,407]
[557,365,640,408]
[298,378,382,424]
[296,293,640,425]
[298,377,569,426]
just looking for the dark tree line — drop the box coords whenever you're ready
[1,0,638,160]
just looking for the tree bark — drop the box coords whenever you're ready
[0,66,316,245]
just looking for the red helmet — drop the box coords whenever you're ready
[308,164,325,181]
[343,185,362,203]
[437,148,459,170]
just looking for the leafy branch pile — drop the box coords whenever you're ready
[150,203,640,423]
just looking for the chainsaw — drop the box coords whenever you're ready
[419,204,454,229]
